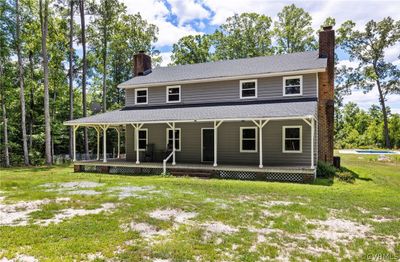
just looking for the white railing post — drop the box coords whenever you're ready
[253,120,269,168]
[163,151,174,175]
[213,121,223,167]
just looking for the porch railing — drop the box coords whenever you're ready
[163,151,174,175]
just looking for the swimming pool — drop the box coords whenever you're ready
[339,149,400,155]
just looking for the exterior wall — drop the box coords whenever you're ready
[125,120,316,166]
[125,73,317,107]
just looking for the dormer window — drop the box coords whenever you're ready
[283,76,303,96]
[166,85,181,103]
[135,88,148,104]
[240,80,257,99]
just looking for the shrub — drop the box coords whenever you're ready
[336,171,355,183]
[316,161,337,178]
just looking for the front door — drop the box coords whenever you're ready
[202,129,214,162]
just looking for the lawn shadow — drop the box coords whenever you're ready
[340,166,373,182]
[313,177,334,186]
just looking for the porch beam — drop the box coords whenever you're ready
[172,122,176,165]
[213,120,223,167]
[72,125,80,161]
[131,123,144,164]
[114,127,121,159]
[95,126,100,160]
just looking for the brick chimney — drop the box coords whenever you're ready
[133,51,152,76]
[318,26,335,164]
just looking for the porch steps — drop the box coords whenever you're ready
[169,168,215,178]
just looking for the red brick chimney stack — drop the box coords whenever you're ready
[133,51,152,76]
[318,26,335,164]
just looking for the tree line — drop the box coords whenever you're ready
[0,2,399,167]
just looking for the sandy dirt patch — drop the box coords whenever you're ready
[0,254,38,262]
[67,190,101,196]
[202,221,238,234]
[149,209,198,223]
[35,203,116,226]
[0,198,70,226]
[310,218,371,241]
[108,185,161,199]
[122,222,168,238]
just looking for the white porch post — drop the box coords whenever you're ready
[213,121,223,167]
[172,122,176,165]
[132,123,144,164]
[116,127,121,159]
[73,125,79,161]
[101,125,109,163]
[252,120,269,168]
[96,127,100,160]
[311,117,315,168]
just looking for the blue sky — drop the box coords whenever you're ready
[118,0,400,113]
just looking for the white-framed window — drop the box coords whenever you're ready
[166,85,181,103]
[240,79,257,99]
[135,88,148,104]
[282,126,302,153]
[240,127,257,153]
[166,128,181,151]
[137,128,148,151]
[283,76,303,96]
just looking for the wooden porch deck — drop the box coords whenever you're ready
[74,158,315,174]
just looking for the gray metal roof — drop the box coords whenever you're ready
[119,51,326,88]
[64,101,317,125]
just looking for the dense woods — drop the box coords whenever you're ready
[0,1,399,166]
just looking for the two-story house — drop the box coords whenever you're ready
[65,26,335,182]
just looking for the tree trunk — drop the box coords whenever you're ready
[28,51,34,150]
[16,0,29,165]
[0,60,10,167]
[102,28,107,113]
[69,0,74,158]
[79,0,89,158]
[376,79,391,148]
[40,0,52,165]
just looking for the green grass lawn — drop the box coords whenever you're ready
[0,154,399,261]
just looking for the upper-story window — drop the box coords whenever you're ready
[166,85,181,103]
[240,80,257,99]
[283,76,303,96]
[282,126,302,153]
[135,88,148,104]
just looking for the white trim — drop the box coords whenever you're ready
[282,125,302,153]
[240,79,258,99]
[201,128,214,162]
[283,75,303,96]
[166,85,181,103]
[64,115,317,126]
[166,127,181,151]
[135,128,148,152]
[135,88,148,105]
[240,127,258,153]
[119,69,326,89]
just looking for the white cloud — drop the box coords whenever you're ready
[160,52,173,66]
[168,0,210,25]
[120,0,203,47]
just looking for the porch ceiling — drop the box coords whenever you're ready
[64,100,317,126]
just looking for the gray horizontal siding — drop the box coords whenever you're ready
[125,73,317,107]
[125,120,316,166]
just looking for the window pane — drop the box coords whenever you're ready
[168,88,179,94]
[242,82,255,89]
[285,139,300,151]
[168,94,180,101]
[138,130,146,139]
[242,140,256,150]
[175,140,180,149]
[285,128,300,138]
[285,78,300,86]
[137,90,147,96]
[285,85,300,94]
[242,89,256,97]
[137,96,147,103]
[139,140,146,149]
[242,128,256,138]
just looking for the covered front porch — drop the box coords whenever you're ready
[65,100,318,182]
